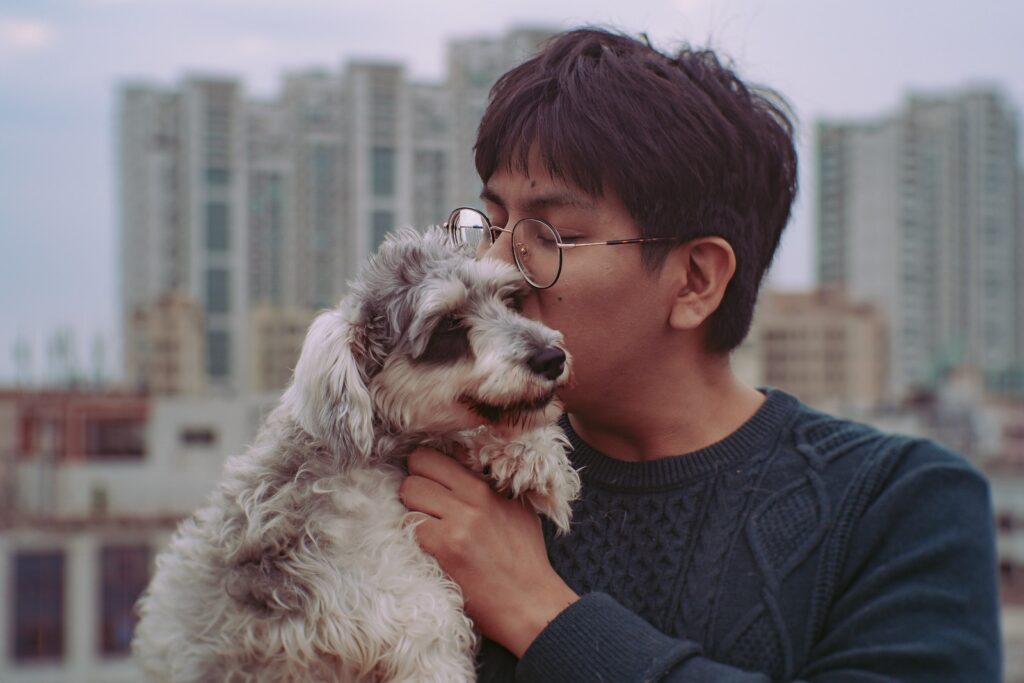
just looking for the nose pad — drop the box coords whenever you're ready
[527,345,566,381]
[483,229,516,267]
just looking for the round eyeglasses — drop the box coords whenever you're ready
[444,207,679,289]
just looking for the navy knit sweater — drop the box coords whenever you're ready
[477,388,1001,682]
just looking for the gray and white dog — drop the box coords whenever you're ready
[132,227,580,683]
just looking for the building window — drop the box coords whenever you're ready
[205,268,230,313]
[180,427,217,446]
[205,167,230,186]
[414,150,446,226]
[207,330,230,378]
[371,147,395,197]
[99,546,149,656]
[85,419,145,460]
[206,202,230,251]
[13,551,64,661]
[372,211,394,250]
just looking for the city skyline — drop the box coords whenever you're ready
[3,0,1024,382]
[117,29,553,394]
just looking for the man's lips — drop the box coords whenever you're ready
[460,390,557,423]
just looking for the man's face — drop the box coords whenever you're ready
[479,162,675,417]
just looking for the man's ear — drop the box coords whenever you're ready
[666,237,736,331]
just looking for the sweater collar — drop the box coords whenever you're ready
[560,388,799,491]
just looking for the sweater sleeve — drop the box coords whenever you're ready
[515,441,1001,683]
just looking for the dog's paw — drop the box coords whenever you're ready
[470,425,581,534]
[525,487,574,536]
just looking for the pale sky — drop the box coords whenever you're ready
[1,0,1022,383]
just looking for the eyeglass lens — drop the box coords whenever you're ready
[512,219,560,288]
[450,208,491,255]
[449,209,561,288]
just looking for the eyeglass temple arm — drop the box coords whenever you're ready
[559,237,678,249]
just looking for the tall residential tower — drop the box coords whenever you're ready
[817,87,1022,399]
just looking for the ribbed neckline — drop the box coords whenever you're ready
[560,387,799,492]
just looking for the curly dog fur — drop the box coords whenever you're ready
[132,228,580,682]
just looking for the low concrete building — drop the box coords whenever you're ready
[247,305,316,392]
[0,388,277,682]
[124,292,207,396]
[741,288,888,412]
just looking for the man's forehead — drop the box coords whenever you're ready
[480,172,599,213]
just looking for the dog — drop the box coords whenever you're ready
[132,227,581,682]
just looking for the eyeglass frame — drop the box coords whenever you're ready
[443,207,680,289]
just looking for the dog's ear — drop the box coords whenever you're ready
[281,308,374,463]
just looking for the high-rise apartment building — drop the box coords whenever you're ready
[245,98,290,309]
[410,82,450,231]
[181,78,251,395]
[119,28,555,395]
[118,86,184,320]
[817,87,1022,399]
[276,69,348,310]
[119,78,250,395]
[345,62,410,266]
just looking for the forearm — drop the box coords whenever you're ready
[515,584,1001,683]
[516,593,766,683]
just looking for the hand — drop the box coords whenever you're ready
[399,447,579,658]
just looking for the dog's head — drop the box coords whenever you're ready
[281,227,571,463]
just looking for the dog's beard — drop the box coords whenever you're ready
[459,389,562,435]
[462,389,556,423]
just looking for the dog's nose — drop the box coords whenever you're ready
[528,346,566,380]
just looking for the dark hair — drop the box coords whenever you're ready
[474,28,798,353]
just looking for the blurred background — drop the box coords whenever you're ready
[1,0,1022,680]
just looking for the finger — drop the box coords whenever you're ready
[406,514,447,557]
[401,510,433,529]
[408,448,490,500]
[399,474,465,519]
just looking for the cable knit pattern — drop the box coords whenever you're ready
[545,473,706,634]
[476,388,1001,682]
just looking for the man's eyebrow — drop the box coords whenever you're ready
[479,186,596,213]
[479,186,505,209]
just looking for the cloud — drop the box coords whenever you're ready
[0,16,56,56]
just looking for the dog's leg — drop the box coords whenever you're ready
[318,467,478,683]
[464,424,581,534]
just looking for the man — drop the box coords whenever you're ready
[399,28,1001,681]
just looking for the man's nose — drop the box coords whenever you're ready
[481,228,515,268]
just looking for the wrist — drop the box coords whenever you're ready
[504,579,579,658]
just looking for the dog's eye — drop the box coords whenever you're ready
[505,293,523,313]
[440,314,461,331]
[417,314,471,365]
